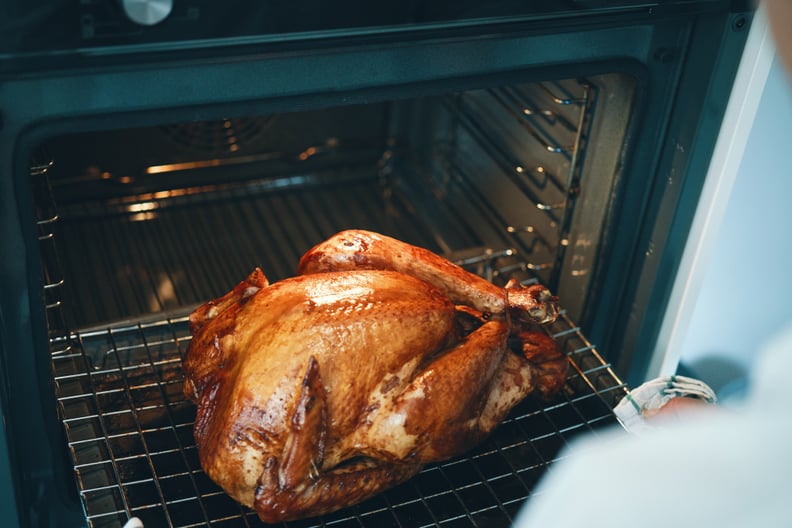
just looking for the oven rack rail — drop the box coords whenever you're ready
[437,79,593,289]
[51,296,628,528]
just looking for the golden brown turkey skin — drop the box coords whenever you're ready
[183,232,567,523]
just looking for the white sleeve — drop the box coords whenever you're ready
[513,324,792,528]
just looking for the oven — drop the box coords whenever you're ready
[0,1,752,526]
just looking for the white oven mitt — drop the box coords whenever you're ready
[614,375,717,435]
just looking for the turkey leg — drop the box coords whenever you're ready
[363,318,511,462]
[298,229,558,323]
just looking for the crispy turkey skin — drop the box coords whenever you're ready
[182,230,567,523]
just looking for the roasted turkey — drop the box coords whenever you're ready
[182,229,568,523]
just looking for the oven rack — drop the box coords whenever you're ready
[438,78,593,289]
[51,295,628,528]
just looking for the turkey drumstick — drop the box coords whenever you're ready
[298,229,558,324]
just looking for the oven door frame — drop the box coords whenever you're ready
[0,5,751,525]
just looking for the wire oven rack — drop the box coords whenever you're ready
[51,292,627,528]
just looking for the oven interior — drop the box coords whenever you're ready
[34,73,634,527]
